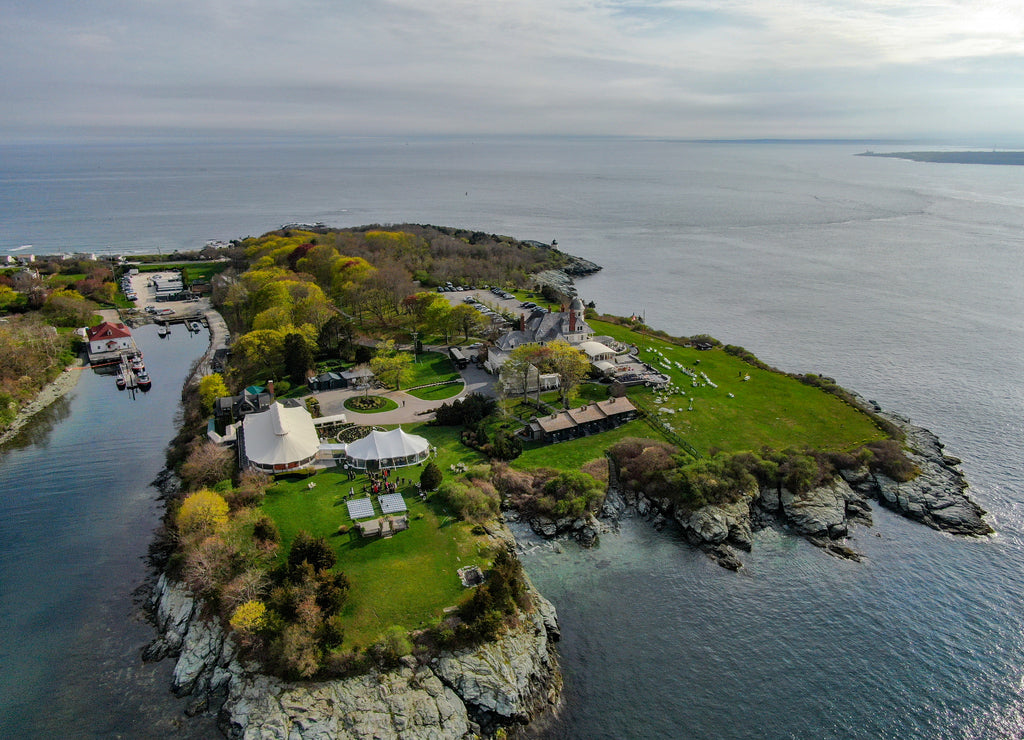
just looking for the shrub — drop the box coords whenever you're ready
[253,514,280,544]
[369,625,414,668]
[490,429,522,461]
[437,480,500,524]
[865,439,918,482]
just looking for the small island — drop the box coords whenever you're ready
[113,224,992,739]
[857,150,1024,165]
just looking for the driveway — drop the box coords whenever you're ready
[315,360,497,426]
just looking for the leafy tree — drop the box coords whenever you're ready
[450,303,486,340]
[198,373,229,414]
[284,332,314,385]
[370,339,413,390]
[546,340,590,407]
[490,429,522,461]
[230,600,267,632]
[177,489,230,535]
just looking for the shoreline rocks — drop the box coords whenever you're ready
[599,406,991,570]
[146,567,561,740]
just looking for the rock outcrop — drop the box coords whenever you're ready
[147,573,560,740]
[601,405,990,570]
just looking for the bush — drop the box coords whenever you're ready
[865,439,918,482]
[230,600,268,632]
[437,480,500,524]
[490,429,522,461]
[433,393,496,426]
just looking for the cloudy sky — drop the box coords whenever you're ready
[2,0,1022,141]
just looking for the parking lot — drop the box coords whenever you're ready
[438,284,556,331]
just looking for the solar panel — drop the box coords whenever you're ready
[346,497,375,520]
[378,493,408,515]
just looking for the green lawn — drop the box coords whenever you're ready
[406,351,460,388]
[261,469,490,648]
[591,320,886,454]
[407,382,464,401]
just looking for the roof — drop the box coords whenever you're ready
[532,397,637,435]
[344,428,429,463]
[341,366,375,380]
[242,402,320,467]
[578,341,614,358]
[86,321,131,340]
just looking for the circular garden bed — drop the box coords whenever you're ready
[344,395,399,413]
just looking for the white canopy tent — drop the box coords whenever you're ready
[242,402,320,473]
[343,428,430,470]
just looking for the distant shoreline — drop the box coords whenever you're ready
[858,151,1024,166]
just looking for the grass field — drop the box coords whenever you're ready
[407,382,464,401]
[406,351,460,387]
[591,320,886,454]
[261,469,490,648]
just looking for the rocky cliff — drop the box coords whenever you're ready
[146,573,561,739]
[601,409,991,570]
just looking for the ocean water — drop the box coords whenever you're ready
[1,138,1022,738]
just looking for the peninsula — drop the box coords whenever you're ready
[121,224,990,739]
[857,150,1024,165]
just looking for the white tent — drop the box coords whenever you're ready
[343,428,430,469]
[242,402,320,472]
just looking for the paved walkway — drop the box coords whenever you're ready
[316,353,498,426]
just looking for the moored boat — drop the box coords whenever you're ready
[157,325,168,337]
[115,371,126,389]
[136,370,152,390]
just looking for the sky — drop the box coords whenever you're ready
[2,0,1023,142]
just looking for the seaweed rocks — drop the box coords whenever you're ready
[146,574,561,740]
[524,513,602,548]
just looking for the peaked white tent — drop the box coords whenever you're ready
[343,428,430,470]
[242,402,320,472]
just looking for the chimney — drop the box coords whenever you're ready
[569,309,577,333]
[267,379,275,398]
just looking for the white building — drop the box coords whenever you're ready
[241,402,321,473]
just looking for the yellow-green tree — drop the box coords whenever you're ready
[230,600,267,632]
[370,339,413,390]
[547,340,590,407]
[198,373,229,414]
[177,489,230,536]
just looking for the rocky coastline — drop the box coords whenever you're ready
[520,399,992,570]
[145,559,561,739]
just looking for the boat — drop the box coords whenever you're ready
[131,355,145,373]
[189,321,202,332]
[157,325,168,337]
[136,370,152,390]
[115,371,126,389]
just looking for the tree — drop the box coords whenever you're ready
[288,530,337,574]
[177,489,230,536]
[370,339,413,390]
[284,332,314,386]
[450,303,486,340]
[420,461,442,491]
[180,440,235,489]
[198,373,229,414]
[424,299,455,343]
[547,340,590,407]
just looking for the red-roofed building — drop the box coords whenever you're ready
[86,321,134,354]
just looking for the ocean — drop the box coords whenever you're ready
[1,137,1022,738]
